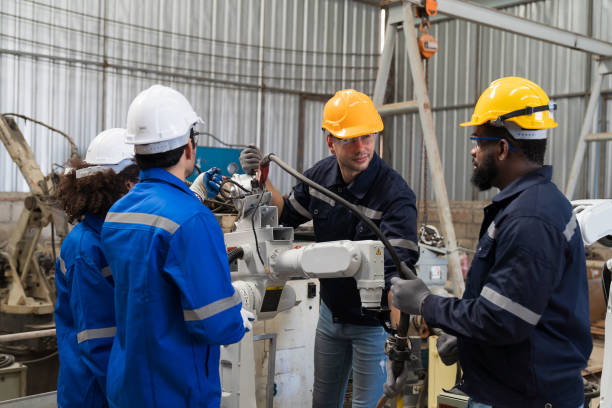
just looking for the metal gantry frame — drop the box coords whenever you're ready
[566,57,612,199]
[374,0,612,296]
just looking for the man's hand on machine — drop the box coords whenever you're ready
[390,275,431,315]
[239,145,263,175]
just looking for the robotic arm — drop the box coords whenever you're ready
[223,174,385,320]
[572,199,612,407]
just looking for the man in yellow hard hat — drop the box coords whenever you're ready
[240,89,419,407]
[390,77,592,407]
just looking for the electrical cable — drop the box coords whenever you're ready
[18,350,58,365]
[17,1,381,58]
[251,192,266,267]
[0,32,377,72]
[195,132,250,149]
[0,353,15,368]
[219,178,252,200]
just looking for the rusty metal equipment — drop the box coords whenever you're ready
[0,114,74,319]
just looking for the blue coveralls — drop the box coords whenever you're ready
[280,153,419,407]
[54,214,115,408]
[101,168,245,408]
[422,166,592,408]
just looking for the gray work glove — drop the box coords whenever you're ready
[436,332,459,366]
[239,145,262,175]
[190,167,223,200]
[383,358,412,399]
[390,276,431,315]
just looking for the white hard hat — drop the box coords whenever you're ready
[85,128,134,165]
[75,128,135,179]
[126,84,203,155]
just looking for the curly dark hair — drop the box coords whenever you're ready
[58,157,139,223]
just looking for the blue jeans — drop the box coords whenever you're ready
[312,302,388,408]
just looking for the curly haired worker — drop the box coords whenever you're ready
[54,128,139,408]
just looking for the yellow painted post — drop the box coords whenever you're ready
[428,336,459,408]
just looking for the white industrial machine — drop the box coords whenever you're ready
[573,199,612,408]
[219,173,386,408]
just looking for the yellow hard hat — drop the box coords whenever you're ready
[321,89,384,139]
[460,77,557,130]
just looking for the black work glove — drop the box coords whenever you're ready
[239,145,262,175]
[436,332,459,366]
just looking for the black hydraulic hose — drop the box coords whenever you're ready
[266,154,416,280]
[227,247,245,264]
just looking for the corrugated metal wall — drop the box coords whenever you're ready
[2,0,611,200]
[0,0,380,193]
[386,0,612,201]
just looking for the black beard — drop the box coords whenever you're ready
[471,151,498,191]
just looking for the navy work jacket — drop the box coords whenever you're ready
[101,168,245,408]
[422,166,592,408]
[55,214,115,408]
[280,153,419,325]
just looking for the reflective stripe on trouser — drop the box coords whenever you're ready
[313,302,387,408]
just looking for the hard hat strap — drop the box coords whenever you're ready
[496,102,557,123]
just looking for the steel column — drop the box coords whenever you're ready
[401,4,464,296]
[565,59,605,199]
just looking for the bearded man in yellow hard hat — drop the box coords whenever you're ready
[240,89,419,407]
[391,77,592,408]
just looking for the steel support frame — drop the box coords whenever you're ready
[374,2,464,296]
[565,57,612,199]
[398,0,612,56]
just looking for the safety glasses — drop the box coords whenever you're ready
[470,135,515,152]
[333,133,377,146]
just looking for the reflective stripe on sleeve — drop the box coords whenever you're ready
[106,212,179,234]
[563,213,577,242]
[288,192,313,220]
[308,187,335,207]
[101,266,112,278]
[389,238,419,252]
[58,256,67,274]
[184,291,242,322]
[481,286,541,326]
[487,221,496,239]
[77,326,117,344]
[357,205,383,220]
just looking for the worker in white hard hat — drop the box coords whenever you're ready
[100,84,252,408]
[391,77,592,407]
[240,89,420,407]
[54,128,139,408]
